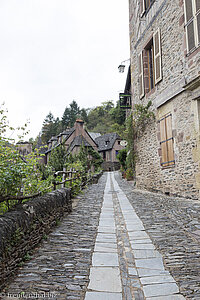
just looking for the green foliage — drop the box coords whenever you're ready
[0,105,53,214]
[117,101,155,175]
[86,100,125,135]
[133,100,155,138]
[125,168,134,181]
[48,144,66,172]
[87,147,103,171]
[62,100,80,128]
[117,148,127,170]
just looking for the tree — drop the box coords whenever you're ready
[109,100,126,125]
[86,100,124,134]
[0,104,52,212]
[48,144,66,172]
[41,112,60,144]
[62,100,81,129]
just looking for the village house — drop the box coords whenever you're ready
[16,141,32,157]
[95,133,124,171]
[45,119,98,163]
[46,119,125,171]
[129,0,200,199]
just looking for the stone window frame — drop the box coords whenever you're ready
[184,0,200,55]
[138,28,162,99]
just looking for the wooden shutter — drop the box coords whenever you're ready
[138,51,144,98]
[153,28,162,84]
[141,0,145,16]
[165,115,175,166]
[160,118,168,167]
[160,114,175,167]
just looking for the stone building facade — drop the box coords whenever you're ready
[16,142,32,156]
[95,133,125,171]
[46,119,98,163]
[129,0,200,199]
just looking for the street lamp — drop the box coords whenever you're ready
[118,58,130,73]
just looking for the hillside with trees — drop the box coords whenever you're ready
[40,100,126,144]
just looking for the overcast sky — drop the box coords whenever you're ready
[0,0,130,140]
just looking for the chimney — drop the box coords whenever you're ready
[74,119,84,136]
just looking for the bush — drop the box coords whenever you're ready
[117,148,127,169]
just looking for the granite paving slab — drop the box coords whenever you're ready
[146,295,186,300]
[132,249,162,259]
[98,226,116,233]
[85,291,122,300]
[87,267,122,292]
[131,243,155,250]
[94,244,118,253]
[92,253,119,267]
[143,282,179,297]
[141,274,175,285]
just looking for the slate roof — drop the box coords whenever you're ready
[62,127,75,137]
[95,133,121,152]
[88,132,101,140]
[67,135,92,152]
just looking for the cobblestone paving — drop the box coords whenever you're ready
[85,172,185,299]
[2,171,200,300]
[2,175,106,300]
[114,172,200,299]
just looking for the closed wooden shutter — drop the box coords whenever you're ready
[138,51,144,98]
[160,114,175,167]
[153,28,162,84]
[160,118,168,167]
[165,115,175,166]
[141,0,145,16]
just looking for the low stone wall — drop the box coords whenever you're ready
[90,171,103,184]
[0,188,72,290]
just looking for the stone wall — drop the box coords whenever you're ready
[0,188,72,290]
[135,92,200,199]
[102,161,120,172]
[129,0,200,199]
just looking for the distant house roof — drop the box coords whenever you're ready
[16,141,32,145]
[62,128,75,143]
[47,136,58,143]
[67,135,92,152]
[95,133,121,152]
[89,132,101,140]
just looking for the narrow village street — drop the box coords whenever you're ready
[2,172,200,300]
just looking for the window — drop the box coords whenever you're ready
[103,151,106,160]
[159,114,175,167]
[141,0,155,16]
[139,28,162,98]
[184,0,200,53]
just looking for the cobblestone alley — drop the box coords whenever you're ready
[2,172,200,300]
